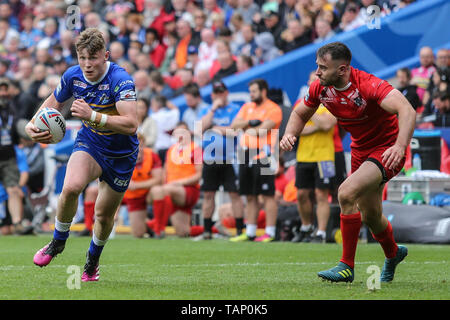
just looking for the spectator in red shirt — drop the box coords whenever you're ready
[142,28,167,68]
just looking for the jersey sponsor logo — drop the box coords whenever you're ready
[119,89,136,101]
[73,80,87,88]
[336,115,369,122]
[347,89,367,108]
[113,177,129,187]
[320,96,334,102]
[119,80,134,87]
[98,93,110,104]
[319,88,334,102]
[98,84,109,90]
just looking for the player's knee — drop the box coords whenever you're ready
[229,192,241,202]
[62,183,85,199]
[203,191,215,201]
[94,212,114,226]
[163,184,178,196]
[246,195,257,203]
[315,188,329,203]
[6,186,22,199]
[337,183,357,206]
[150,185,164,198]
[297,189,310,203]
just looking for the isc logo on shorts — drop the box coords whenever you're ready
[114,178,129,187]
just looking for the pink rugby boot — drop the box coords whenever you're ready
[33,239,65,267]
[81,251,100,282]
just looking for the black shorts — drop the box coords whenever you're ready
[239,159,275,196]
[295,162,333,190]
[201,163,239,192]
[332,151,347,189]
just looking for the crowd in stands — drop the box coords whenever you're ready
[2,0,448,240]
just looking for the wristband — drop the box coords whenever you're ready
[90,110,97,122]
[99,113,108,127]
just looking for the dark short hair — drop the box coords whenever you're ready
[398,67,412,79]
[183,83,201,97]
[149,70,165,85]
[218,27,232,37]
[145,27,159,38]
[317,42,352,64]
[152,94,167,106]
[239,55,253,68]
[433,90,450,101]
[249,78,269,92]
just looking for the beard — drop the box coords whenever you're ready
[251,96,263,104]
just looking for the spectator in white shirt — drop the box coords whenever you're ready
[196,28,218,76]
[150,94,180,164]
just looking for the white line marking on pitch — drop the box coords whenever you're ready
[0,261,447,271]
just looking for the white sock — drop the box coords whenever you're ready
[108,222,117,240]
[300,224,312,232]
[246,224,257,237]
[265,226,276,238]
[316,230,326,238]
[93,233,108,247]
[55,217,72,232]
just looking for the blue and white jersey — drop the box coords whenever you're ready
[198,102,240,163]
[54,62,138,158]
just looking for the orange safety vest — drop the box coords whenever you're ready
[123,148,154,199]
[165,142,199,186]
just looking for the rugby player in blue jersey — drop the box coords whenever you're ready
[25,28,139,282]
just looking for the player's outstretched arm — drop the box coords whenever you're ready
[25,93,65,143]
[280,99,317,151]
[380,89,416,170]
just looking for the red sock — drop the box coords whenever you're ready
[159,196,173,234]
[339,212,362,269]
[152,199,165,235]
[84,201,95,231]
[190,225,204,237]
[146,219,156,231]
[372,221,398,259]
[211,226,218,234]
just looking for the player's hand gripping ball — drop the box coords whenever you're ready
[33,107,66,143]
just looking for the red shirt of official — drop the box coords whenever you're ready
[304,67,396,151]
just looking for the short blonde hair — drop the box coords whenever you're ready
[76,28,106,55]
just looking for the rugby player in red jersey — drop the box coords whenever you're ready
[281,42,416,283]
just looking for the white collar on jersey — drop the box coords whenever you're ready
[333,82,352,91]
[82,61,110,85]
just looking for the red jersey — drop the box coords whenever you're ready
[304,67,396,151]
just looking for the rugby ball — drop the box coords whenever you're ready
[34,107,66,143]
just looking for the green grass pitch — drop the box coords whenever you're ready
[0,235,448,300]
